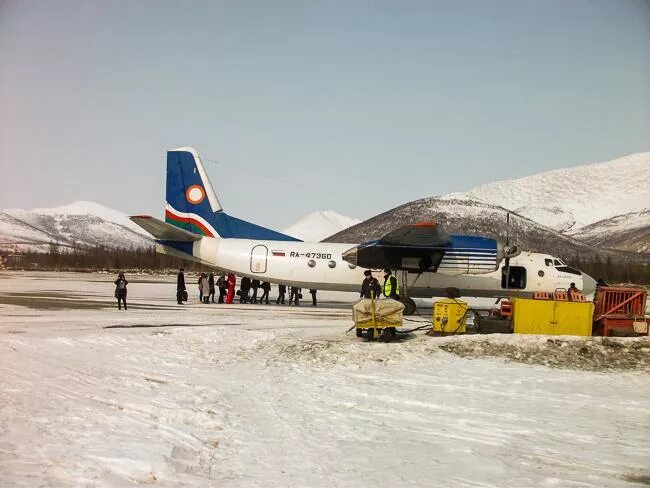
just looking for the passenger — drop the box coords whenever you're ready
[225,273,236,304]
[309,289,317,307]
[260,281,271,304]
[240,276,252,303]
[114,271,128,310]
[200,273,210,303]
[198,273,204,302]
[289,286,301,306]
[208,273,216,303]
[382,268,399,300]
[594,277,609,302]
[567,282,580,301]
[217,273,227,303]
[276,284,286,304]
[177,268,186,304]
[360,270,381,299]
[251,279,260,304]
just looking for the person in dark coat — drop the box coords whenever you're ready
[217,273,227,303]
[208,273,216,303]
[289,286,301,306]
[114,271,128,310]
[177,268,186,304]
[309,289,317,307]
[239,276,252,303]
[198,273,204,302]
[251,279,260,303]
[276,284,286,304]
[360,270,381,299]
[260,281,271,304]
[567,282,580,301]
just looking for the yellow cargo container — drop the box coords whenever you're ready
[433,298,468,334]
[512,298,594,336]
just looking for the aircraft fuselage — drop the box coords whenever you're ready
[158,237,596,298]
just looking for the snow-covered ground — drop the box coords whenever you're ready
[1,272,649,487]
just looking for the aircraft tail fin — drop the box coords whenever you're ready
[165,147,300,241]
[165,147,222,237]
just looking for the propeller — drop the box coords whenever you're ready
[502,212,521,287]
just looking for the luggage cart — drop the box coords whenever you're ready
[352,297,404,342]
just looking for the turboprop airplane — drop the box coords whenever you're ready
[131,147,597,314]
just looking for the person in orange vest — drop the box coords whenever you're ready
[225,273,236,304]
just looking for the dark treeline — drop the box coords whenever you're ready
[8,244,203,272]
[568,254,650,285]
[4,243,650,285]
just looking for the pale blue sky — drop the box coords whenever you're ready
[1,0,648,230]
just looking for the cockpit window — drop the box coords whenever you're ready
[556,266,582,275]
[554,259,562,266]
[545,259,552,266]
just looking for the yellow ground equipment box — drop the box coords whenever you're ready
[433,298,468,334]
[512,298,594,336]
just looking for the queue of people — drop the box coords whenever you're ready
[114,267,403,310]
[174,268,313,306]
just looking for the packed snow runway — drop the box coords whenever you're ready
[1,272,649,487]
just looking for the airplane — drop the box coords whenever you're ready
[131,147,597,314]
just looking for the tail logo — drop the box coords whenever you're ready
[186,185,206,205]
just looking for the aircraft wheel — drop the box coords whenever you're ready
[382,327,396,343]
[356,328,363,338]
[400,297,416,316]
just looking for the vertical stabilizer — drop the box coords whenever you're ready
[164,147,300,241]
[165,148,222,237]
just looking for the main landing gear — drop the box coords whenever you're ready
[399,297,416,316]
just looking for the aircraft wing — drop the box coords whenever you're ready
[130,215,202,241]
[343,222,500,274]
[379,222,450,247]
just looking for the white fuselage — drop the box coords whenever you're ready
[160,237,596,298]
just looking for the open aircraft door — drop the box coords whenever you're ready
[250,245,268,273]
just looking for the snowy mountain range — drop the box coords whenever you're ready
[1,152,648,256]
[446,152,650,233]
[327,151,650,256]
[0,201,152,252]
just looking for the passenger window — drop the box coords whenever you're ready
[544,259,552,266]
[501,266,527,289]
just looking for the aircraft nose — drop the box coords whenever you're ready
[582,273,597,296]
[342,246,358,266]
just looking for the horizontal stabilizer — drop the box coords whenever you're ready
[130,215,203,242]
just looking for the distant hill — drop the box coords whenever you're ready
[282,210,361,242]
[0,201,152,252]
[445,152,650,233]
[323,197,645,261]
[567,209,650,253]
